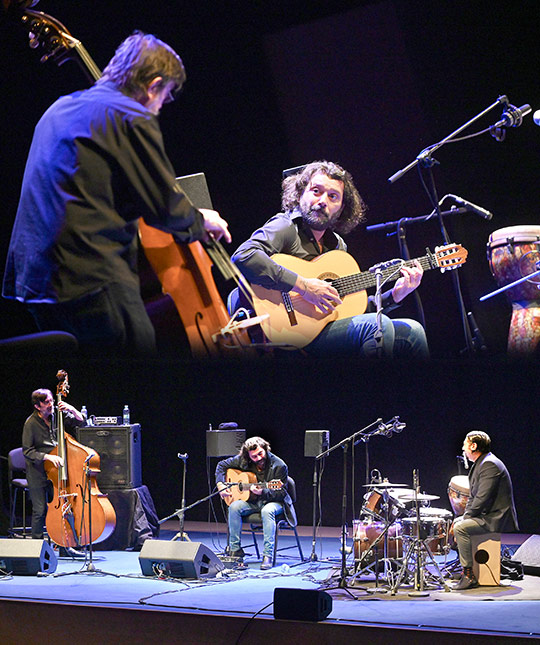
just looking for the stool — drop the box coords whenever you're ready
[471,532,501,585]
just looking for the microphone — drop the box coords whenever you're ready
[391,416,406,433]
[377,422,392,437]
[447,194,493,220]
[177,453,188,461]
[493,103,531,129]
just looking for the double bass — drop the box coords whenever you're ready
[44,370,116,547]
[11,6,257,357]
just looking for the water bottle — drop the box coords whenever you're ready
[81,405,88,423]
[123,405,130,425]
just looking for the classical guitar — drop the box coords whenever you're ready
[249,244,468,348]
[223,469,283,506]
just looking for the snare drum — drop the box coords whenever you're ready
[487,225,540,354]
[447,475,470,516]
[353,519,402,561]
[402,511,452,555]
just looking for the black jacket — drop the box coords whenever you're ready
[464,452,519,532]
[215,450,297,527]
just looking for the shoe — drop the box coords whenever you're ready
[230,548,245,560]
[260,555,273,570]
[453,567,478,590]
[58,546,86,558]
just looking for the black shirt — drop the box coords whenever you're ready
[3,81,205,304]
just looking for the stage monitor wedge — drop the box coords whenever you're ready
[0,539,57,575]
[139,540,224,579]
[274,587,332,621]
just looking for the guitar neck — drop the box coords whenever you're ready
[333,253,434,297]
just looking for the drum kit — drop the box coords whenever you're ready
[350,471,471,594]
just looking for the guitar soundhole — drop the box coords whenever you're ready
[318,272,339,281]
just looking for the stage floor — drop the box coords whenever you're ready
[0,522,538,644]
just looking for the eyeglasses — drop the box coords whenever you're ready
[163,84,183,104]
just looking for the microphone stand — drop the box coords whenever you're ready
[368,260,405,358]
[52,456,118,579]
[374,265,384,358]
[159,483,237,528]
[318,418,383,597]
[386,95,522,356]
[308,456,322,562]
[172,453,189,542]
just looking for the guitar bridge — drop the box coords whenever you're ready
[281,292,298,326]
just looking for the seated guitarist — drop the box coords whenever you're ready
[215,436,296,570]
[231,160,428,357]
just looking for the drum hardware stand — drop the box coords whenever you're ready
[390,470,450,596]
[350,506,401,592]
[479,262,540,303]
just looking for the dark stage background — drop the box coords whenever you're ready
[0,1,539,534]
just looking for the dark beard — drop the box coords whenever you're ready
[301,207,334,231]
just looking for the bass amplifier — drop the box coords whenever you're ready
[76,424,142,490]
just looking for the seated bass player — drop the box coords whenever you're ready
[231,160,429,357]
[215,436,296,570]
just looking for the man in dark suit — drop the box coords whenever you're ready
[453,430,518,590]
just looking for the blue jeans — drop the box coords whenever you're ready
[228,499,284,557]
[305,313,429,358]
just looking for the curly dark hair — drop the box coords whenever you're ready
[281,160,367,235]
[240,436,270,462]
[466,430,491,453]
[97,31,186,101]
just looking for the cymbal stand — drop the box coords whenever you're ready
[390,470,450,595]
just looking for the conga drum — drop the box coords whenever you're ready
[447,475,470,516]
[487,225,540,354]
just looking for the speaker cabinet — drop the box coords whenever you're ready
[0,539,57,575]
[304,430,329,457]
[206,428,245,457]
[512,534,540,576]
[273,588,332,621]
[76,425,142,490]
[139,540,224,579]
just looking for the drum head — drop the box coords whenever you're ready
[488,225,540,248]
[449,475,469,494]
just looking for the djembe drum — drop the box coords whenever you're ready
[487,225,540,354]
